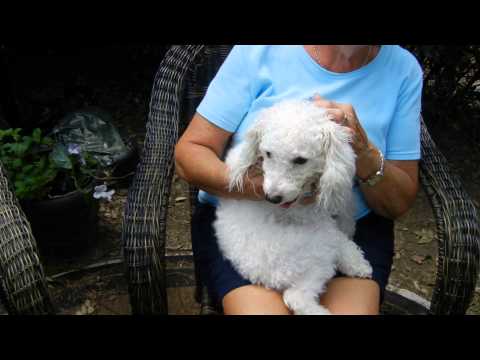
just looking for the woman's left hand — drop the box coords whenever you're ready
[311,94,384,181]
[308,97,419,220]
[311,94,370,156]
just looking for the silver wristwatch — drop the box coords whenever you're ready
[357,149,385,187]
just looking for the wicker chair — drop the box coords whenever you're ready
[0,162,55,314]
[121,45,480,315]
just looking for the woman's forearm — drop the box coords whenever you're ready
[356,148,419,219]
[175,142,263,200]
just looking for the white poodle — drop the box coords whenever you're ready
[214,99,373,315]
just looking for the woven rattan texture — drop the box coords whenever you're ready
[121,46,207,314]
[0,163,55,314]
[419,120,480,314]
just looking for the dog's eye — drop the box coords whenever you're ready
[292,157,308,165]
[265,151,272,158]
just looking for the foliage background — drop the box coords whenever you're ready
[405,45,480,144]
[2,44,479,137]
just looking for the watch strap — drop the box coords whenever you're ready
[357,149,384,187]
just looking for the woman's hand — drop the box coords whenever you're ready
[241,158,266,200]
[244,158,318,205]
[309,94,419,219]
[311,94,381,181]
[311,94,369,155]
[298,191,319,206]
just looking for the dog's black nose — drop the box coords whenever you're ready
[265,194,283,204]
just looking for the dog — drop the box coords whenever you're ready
[214,99,373,315]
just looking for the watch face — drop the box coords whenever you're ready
[367,178,377,186]
[356,168,383,186]
[359,150,384,186]
[367,172,383,186]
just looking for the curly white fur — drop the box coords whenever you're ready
[214,100,373,315]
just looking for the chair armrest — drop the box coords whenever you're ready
[419,117,480,314]
[0,162,55,314]
[121,45,205,314]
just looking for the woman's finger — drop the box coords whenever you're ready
[325,109,350,126]
[299,191,318,205]
[311,94,339,109]
[312,96,356,121]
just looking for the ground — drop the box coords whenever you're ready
[1,45,479,315]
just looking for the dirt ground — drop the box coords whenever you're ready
[2,45,479,315]
[38,170,480,315]
[39,130,480,315]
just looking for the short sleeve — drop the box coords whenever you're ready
[385,58,423,160]
[196,45,254,133]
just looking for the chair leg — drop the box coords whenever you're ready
[198,285,222,315]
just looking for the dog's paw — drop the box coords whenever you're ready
[338,242,373,279]
[295,304,331,316]
[352,258,373,279]
[338,257,373,279]
[283,288,303,312]
[283,288,330,315]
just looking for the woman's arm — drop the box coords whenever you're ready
[356,146,419,219]
[175,112,264,200]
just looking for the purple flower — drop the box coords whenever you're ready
[93,184,115,201]
[67,143,81,155]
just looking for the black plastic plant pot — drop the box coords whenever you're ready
[20,188,99,257]
[110,137,140,188]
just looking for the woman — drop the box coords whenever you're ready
[175,45,423,315]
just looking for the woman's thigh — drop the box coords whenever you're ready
[223,285,292,315]
[320,277,380,315]
[222,277,380,315]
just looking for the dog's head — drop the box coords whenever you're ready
[226,100,356,213]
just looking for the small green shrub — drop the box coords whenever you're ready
[406,45,480,142]
[0,128,99,200]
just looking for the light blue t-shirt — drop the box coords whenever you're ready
[196,45,423,220]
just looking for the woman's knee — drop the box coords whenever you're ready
[320,277,381,315]
[222,285,292,315]
[221,278,381,315]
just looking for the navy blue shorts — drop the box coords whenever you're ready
[191,202,395,307]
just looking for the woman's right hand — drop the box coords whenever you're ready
[176,112,264,201]
[241,158,265,200]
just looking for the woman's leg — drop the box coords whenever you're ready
[320,277,380,315]
[222,277,380,315]
[223,285,292,315]
[196,204,389,315]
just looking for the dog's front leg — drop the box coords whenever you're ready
[282,266,336,315]
[336,237,373,279]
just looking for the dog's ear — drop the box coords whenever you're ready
[316,122,356,215]
[225,119,264,192]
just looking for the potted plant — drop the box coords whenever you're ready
[0,127,105,255]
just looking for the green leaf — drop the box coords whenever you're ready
[50,144,73,170]
[5,140,30,157]
[11,158,23,169]
[0,128,21,142]
[35,156,46,170]
[0,127,99,199]
[21,136,33,151]
[32,128,42,143]
[41,136,53,146]
[23,164,34,173]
